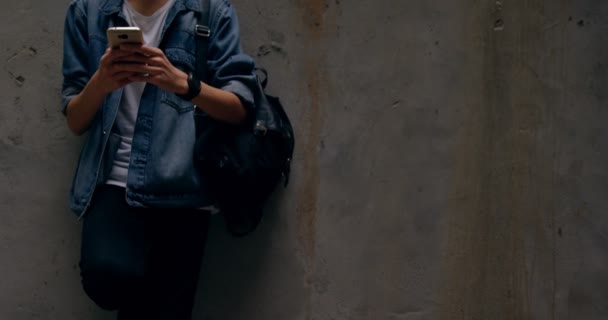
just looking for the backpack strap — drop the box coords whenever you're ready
[195,0,211,82]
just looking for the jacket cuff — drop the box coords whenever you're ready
[220,80,255,111]
[61,94,76,116]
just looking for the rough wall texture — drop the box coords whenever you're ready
[1,0,607,319]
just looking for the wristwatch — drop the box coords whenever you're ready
[176,72,202,101]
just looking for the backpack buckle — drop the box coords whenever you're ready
[195,25,211,38]
[254,121,268,136]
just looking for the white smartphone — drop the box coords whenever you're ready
[107,27,144,48]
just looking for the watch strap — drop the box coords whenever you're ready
[176,72,201,101]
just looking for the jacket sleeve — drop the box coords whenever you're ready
[61,1,90,116]
[207,1,257,111]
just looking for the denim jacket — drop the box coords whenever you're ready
[62,0,257,218]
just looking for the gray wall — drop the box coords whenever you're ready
[1,0,607,319]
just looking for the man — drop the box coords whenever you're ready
[61,0,257,318]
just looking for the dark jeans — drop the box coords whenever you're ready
[79,185,210,320]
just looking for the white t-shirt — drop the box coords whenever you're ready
[106,0,176,187]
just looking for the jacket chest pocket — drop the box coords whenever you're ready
[160,90,196,114]
[163,26,197,73]
[165,46,196,71]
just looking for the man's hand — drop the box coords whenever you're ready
[92,47,141,95]
[113,44,247,124]
[65,47,141,135]
[115,44,189,95]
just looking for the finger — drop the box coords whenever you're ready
[120,44,164,57]
[118,43,143,51]
[103,53,133,67]
[114,63,164,75]
[111,63,147,74]
[129,74,160,85]
[109,62,147,76]
[108,49,137,61]
[111,71,139,81]
[113,54,150,65]
[145,56,166,67]
[100,48,114,64]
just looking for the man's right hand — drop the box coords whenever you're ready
[66,47,140,135]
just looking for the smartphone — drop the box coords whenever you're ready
[107,27,144,48]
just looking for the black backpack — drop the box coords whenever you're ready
[193,0,295,237]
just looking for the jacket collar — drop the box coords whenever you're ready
[99,0,202,15]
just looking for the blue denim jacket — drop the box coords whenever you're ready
[62,0,257,217]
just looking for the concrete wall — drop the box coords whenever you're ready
[1,0,607,319]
